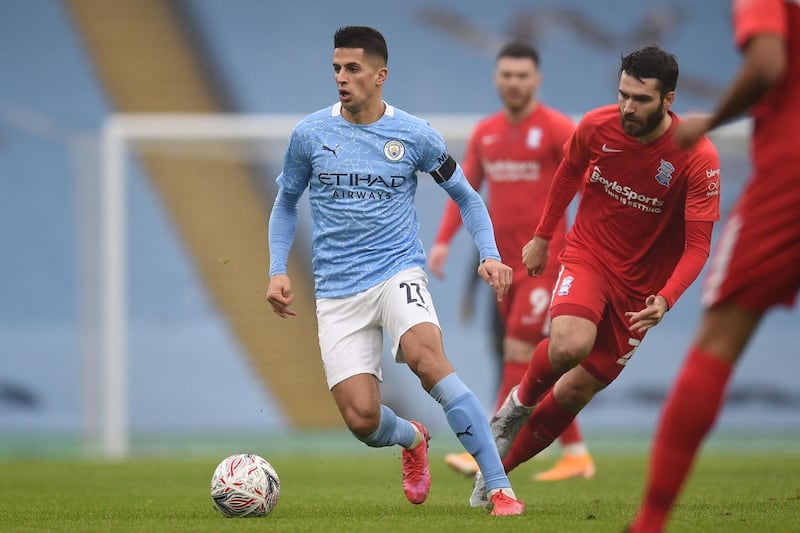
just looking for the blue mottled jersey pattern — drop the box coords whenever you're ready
[269,102,499,298]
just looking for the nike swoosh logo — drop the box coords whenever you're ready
[602,144,622,153]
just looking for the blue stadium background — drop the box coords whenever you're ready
[1,0,797,453]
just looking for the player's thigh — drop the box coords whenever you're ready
[579,293,646,383]
[548,264,606,362]
[398,322,454,386]
[316,292,384,390]
[330,373,382,428]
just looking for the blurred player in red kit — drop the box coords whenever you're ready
[427,41,595,481]
[630,1,800,531]
[469,44,722,507]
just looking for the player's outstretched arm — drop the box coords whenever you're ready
[674,34,786,149]
[478,258,512,302]
[673,114,713,149]
[267,274,296,319]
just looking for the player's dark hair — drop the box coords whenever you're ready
[334,26,388,65]
[497,41,540,67]
[619,45,679,97]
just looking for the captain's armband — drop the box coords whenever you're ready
[430,155,457,183]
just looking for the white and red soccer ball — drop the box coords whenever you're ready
[210,453,280,517]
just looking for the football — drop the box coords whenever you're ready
[210,453,280,517]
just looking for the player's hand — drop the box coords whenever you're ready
[267,274,297,318]
[522,236,550,277]
[673,114,712,149]
[625,294,669,332]
[427,243,449,279]
[478,258,512,302]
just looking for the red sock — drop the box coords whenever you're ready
[495,361,528,412]
[558,419,583,446]
[517,339,560,406]
[631,347,733,533]
[503,389,576,472]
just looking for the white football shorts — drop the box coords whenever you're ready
[315,267,441,389]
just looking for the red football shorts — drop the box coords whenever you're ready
[498,264,559,346]
[702,164,800,313]
[549,262,647,385]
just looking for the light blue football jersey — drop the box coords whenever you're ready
[270,102,498,298]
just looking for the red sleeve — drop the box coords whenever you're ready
[534,120,589,240]
[734,0,786,50]
[658,220,714,309]
[433,126,485,245]
[685,137,721,222]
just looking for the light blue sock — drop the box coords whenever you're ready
[352,404,416,448]
[430,372,510,492]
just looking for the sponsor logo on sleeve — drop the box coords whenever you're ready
[706,168,720,196]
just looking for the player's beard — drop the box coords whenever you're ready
[501,88,533,116]
[621,99,666,138]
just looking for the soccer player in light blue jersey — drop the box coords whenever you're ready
[266,26,523,515]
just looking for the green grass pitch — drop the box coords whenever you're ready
[1,441,797,532]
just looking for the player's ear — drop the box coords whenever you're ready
[532,69,543,88]
[664,90,675,110]
[376,67,388,86]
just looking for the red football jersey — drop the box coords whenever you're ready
[434,104,574,271]
[734,0,800,168]
[544,105,721,297]
[700,0,800,311]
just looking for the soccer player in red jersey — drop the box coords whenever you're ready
[469,45,722,506]
[630,1,800,531]
[427,42,595,481]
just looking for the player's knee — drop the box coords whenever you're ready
[503,336,536,363]
[413,356,455,392]
[547,339,591,370]
[403,339,453,388]
[342,407,380,439]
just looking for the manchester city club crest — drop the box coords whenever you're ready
[383,139,405,161]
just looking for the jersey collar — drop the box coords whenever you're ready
[331,101,395,118]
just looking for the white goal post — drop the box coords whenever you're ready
[95,113,749,458]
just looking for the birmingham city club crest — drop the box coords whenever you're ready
[655,159,675,186]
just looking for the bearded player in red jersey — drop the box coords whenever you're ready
[427,41,595,481]
[630,1,800,531]
[469,45,722,506]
